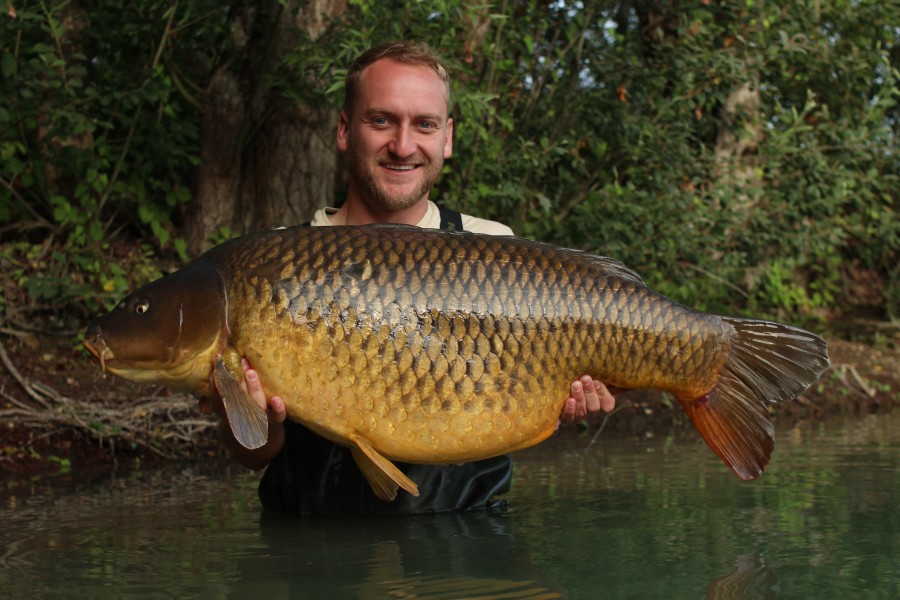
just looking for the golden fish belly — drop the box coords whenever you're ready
[220,226,731,464]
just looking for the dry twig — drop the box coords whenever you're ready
[831,362,877,398]
[1,343,216,459]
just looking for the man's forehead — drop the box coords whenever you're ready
[355,60,450,115]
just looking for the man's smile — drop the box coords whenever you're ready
[381,162,422,173]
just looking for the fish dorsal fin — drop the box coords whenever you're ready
[214,355,268,449]
[591,255,646,286]
[348,433,419,501]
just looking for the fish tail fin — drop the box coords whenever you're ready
[678,318,829,480]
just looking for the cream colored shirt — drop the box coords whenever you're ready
[309,200,514,236]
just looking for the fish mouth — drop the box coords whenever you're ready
[83,335,114,377]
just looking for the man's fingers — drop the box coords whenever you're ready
[269,396,288,424]
[557,376,618,429]
[580,375,602,414]
[242,366,287,424]
[244,368,268,411]
[569,380,587,419]
[593,379,616,413]
[560,396,578,423]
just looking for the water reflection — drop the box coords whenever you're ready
[0,413,897,598]
[249,512,563,599]
[707,554,779,600]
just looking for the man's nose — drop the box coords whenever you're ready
[388,125,416,158]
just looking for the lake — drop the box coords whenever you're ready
[1,413,897,599]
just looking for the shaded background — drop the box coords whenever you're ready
[2,0,897,324]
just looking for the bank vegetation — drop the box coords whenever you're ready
[1,1,898,476]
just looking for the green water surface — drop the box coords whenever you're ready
[1,413,897,599]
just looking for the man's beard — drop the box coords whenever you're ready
[347,145,444,212]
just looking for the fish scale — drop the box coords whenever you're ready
[219,226,721,461]
[84,224,829,500]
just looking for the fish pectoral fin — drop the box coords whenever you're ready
[214,357,268,450]
[347,433,419,501]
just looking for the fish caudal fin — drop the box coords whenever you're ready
[679,318,829,480]
[214,356,269,450]
[348,433,420,501]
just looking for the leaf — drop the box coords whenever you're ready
[1,52,14,78]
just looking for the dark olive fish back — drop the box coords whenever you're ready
[205,225,731,420]
[87,223,828,494]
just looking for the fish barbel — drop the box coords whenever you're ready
[83,225,829,500]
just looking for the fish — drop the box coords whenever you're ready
[83,224,829,501]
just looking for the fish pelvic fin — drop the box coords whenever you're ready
[214,354,269,450]
[348,433,420,501]
[680,317,829,480]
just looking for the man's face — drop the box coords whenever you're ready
[338,59,453,212]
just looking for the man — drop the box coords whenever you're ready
[200,41,615,514]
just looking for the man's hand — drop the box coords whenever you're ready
[198,359,288,470]
[559,375,616,424]
[199,359,286,420]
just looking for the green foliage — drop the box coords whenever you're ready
[2,0,897,329]
[208,226,239,248]
[423,0,899,324]
[1,0,204,321]
[1,237,163,324]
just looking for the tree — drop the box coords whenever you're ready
[185,0,348,255]
[1,0,897,327]
[434,0,899,320]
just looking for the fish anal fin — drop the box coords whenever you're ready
[348,433,419,501]
[678,378,774,480]
[214,354,268,450]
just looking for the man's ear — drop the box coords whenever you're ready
[337,111,350,152]
[444,117,453,159]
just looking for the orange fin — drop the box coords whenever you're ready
[681,317,829,479]
[348,433,419,501]
[679,386,773,480]
[214,355,268,450]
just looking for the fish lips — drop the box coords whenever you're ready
[83,329,114,375]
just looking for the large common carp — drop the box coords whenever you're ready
[83,225,828,500]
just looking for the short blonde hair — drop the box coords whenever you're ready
[344,41,451,116]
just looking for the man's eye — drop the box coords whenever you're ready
[418,121,436,130]
[371,117,388,126]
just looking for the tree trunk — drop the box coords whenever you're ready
[188,67,243,248]
[38,1,93,202]
[233,97,338,234]
[185,0,346,255]
[714,80,762,195]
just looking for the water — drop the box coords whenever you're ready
[1,414,897,599]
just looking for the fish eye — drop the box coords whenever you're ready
[134,298,150,315]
